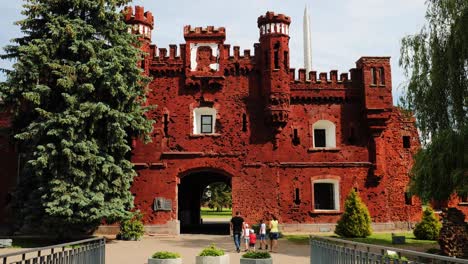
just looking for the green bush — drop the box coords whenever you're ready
[242,251,271,259]
[118,211,145,240]
[413,207,441,240]
[151,251,181,259]
[335,189,372,238]
[384,253,409,261]
[198,244,225,256]
[426,248,440,254]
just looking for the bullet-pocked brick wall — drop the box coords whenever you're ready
[125,6,429,227]
[0,6,465,228]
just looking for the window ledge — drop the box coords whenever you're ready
[189,133,221,138]
[308,147,340,153]
[311,210,342,215]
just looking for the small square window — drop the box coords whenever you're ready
[314,183,335,210]
[403,136,410,148]
[314,129,326,148]
[371,67,377,85]
[460,195,468,203]
[379,67,385,85]
[200,115,213,133]
[405,192,413,205]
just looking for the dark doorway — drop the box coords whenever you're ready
[178,170,232,235]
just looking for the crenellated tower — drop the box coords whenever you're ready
[124,6,154,75]
[257,12,291,148]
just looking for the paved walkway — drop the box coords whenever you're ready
[106,234,310,264]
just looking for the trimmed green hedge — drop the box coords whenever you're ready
[151,251,181,259]
[198,244,225,256]
[242,251,271,259]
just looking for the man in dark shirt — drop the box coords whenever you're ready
[230,211,244,253]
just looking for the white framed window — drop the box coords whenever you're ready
[193,107,216,134]
[313,179,340,211]
[312,120,336,148]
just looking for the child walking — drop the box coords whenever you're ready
[249,229,257,251]
[242,222,250,251]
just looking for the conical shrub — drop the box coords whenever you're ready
[335,189,372,238]
[413,207,441,240]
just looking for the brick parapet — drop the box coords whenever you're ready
[124,6,154,28]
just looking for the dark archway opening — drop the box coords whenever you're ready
[178,170,231,235]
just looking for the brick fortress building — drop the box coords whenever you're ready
[6,6,464,234]
[122,6,424,235]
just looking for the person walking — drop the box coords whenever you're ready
[269,215,279,253]
[258,219,267,250]
[230,211,244,253]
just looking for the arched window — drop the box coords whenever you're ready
[193,107,216,134]
[312,179,340,211]
[312,120,336,148]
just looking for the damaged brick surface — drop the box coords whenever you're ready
[126,6,425,228]
[1,6,465,230]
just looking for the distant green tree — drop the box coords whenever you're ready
[335,189,372,238]
[400,0,467,202]
[203,182,232,212]
[0,0,153,236]
[414,207,441,240]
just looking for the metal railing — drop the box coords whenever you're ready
[310,236,468,264]
[0,237,105,264]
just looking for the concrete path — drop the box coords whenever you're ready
[106,234,310,264]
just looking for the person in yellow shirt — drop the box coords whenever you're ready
[268,215,279,252]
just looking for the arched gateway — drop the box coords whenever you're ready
[178,168,232,234]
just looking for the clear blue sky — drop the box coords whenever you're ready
[0,0,427,104]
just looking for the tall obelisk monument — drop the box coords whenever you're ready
[303,6,312,79]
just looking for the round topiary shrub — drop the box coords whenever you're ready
[413,207,441,240]
[334,189,372,238]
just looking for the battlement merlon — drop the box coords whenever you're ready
[257,12,291,26]
[257,12,291,37]
[184,26,226,42]
[124,6,154,29]
[355,56,391,68]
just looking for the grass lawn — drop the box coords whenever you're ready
[3,237,88,248]
[338,232,437,247]
[285,232,438,252]
[200,207,232,218]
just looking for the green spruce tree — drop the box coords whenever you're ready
[413,207,441,240]
[335,189,372,238]
[0,0,153,235]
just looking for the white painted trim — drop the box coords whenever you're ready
[193,107,216,134]
[312,120,336,148]
[189,43,219,72]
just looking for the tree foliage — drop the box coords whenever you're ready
[400,0,467,202]
[335,189,372,238]
[202,182,232,212]
[0,0,153,235]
